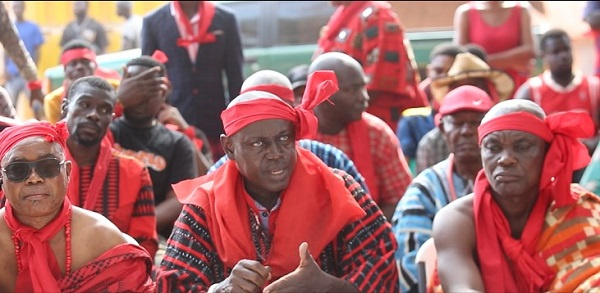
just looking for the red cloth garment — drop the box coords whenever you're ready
[474,111,594,291]
[4,198,72,292]
[315,1,426,132]
[57,244,155,293]
[66,135,112,210]
[0,121,67,160]
[240,84,295,104]
[528,72,600,129]
[173,147,366,280]
[221,70,338,138]
[152,50,169,64]
[173,1,216,47]
[467,2,529,92]
[346,113,378,203]
[60,48,97,66]
[317,2,370,53]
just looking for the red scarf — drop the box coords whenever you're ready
[346,113,379,203]
[173,1,216,47]
[65,135,113,210]
[474,111,594,291]
[241,84,295,104]
[5,198,72,292]
[317,2,370,53]
[173,147,366,279]
[221,71,338,138]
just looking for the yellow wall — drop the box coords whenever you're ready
[19,1,167,77]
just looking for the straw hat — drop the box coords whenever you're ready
[430,52,515,103]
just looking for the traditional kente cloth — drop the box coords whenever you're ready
[315,1,426,131]
[57,244,156,293]
[314,112,412,206]
[157,168,398,292]
[428,184,600,293]
[65,134,158,258]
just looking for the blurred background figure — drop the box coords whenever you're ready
[60,1,108,54]
[454,1,536,97]
[286,64,309,107]
[3,1,43,109]
[116,1,142,51]
[583,0,600,77]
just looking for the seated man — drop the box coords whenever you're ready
[415,52,514,173]
[310,52,413,221]
[43,39,121,124]
[0,121,154,292]
[62,76,158,258]
[432,99,600,291]
[109,56,198,240]
[392,85,493,292]
[210,69,368,192]
[157,80,399,291]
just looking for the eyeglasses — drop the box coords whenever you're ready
[1,158,66,182]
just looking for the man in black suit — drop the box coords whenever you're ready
[142,1,244,161]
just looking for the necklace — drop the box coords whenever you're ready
[12,217,73,274]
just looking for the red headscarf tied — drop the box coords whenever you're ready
[60,48,97,66]
[0,121,68,165]
[240,84,295,104]
[478,111,594,207]
[151,50,169,64]
[221,70,338,138]
[474,111,594,292]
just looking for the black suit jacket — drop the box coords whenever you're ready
[142,3,244,139]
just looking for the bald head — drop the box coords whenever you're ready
[241,70,293,92]
[309,52,363,76]
[481,99,546,124]
[227,91,282,109]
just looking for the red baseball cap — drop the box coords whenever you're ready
[435,85,493,125]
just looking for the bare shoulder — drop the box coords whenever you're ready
[454,3,471,16]
[70,207,128,267]
[433,194,475,242]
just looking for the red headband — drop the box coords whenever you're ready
[240,84,295,104]
[0,121,68,166]
[60,48,97,66]
[478,111,594,207]
[221,70,338,138]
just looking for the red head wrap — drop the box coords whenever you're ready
[0,121,68,166]
[478,111,593,206]
[221,70,338,139]
[240,84,295,104]
[60,48,97,66]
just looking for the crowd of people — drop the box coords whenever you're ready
[1,1,600,292]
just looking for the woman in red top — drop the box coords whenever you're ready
[454,1,536,97]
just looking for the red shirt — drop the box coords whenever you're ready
[528,71,600,129]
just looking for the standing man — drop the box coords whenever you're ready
[3,1,44,108]
[142,1,244,160]
[310,52,413,222]
[116,1,142,50]
[0,1,44,120]
[60,1,109,54]
[314,1,426,132]
[62,76,158,258]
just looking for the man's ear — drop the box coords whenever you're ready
[220,134,235,160]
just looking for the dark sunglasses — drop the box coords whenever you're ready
[1,158,66,182]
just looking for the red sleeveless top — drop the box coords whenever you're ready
[467,2,529,93]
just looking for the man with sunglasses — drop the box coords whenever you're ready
[61,76,158,259]
[0,121,154,292]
